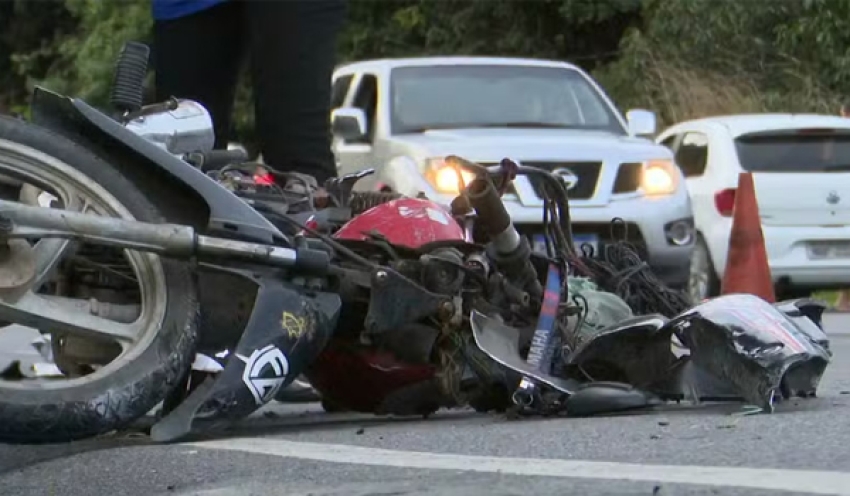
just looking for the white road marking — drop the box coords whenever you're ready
[189,438,850,495]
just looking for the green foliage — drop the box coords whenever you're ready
[1,0,849,140]
[594,0,847,124]
[340,0,638,67]
[0,0,76,115]
[15,0,152,107]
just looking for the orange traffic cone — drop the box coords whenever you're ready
[720,172,776,302]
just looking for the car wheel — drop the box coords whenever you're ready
[689,237,720,305]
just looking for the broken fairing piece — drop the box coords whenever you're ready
[29,361,63,378]
[469,310,582,396]
[564,314,671,387]
[192,353,224,374]
[30,335,54,361]
[9,360,64,379]
[669,294,831,412]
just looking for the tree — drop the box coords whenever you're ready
[3,0,848,138]
[0,0,76,115]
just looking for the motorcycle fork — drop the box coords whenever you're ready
[0,198,328,273]
[511,262,565,411]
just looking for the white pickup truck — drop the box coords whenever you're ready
[329,56,695,288]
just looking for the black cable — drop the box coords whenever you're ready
[575,218,691,318]
[520,166,575,255]
[274,214,377,270]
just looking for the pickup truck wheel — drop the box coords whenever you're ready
[689,236,720,304]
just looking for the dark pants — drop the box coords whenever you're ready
[152,0,347,183]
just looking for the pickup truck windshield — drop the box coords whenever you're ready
[735,129,850,172]
[389,65,626,135]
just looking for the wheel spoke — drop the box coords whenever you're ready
[28,193,89,291]
[0,291,142,343]
[32,238,77,290]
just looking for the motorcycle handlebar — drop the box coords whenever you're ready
[445,155,577,258]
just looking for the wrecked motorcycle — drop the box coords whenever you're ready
[0,43,832,444]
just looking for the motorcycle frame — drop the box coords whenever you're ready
[8,86,579,441]
[4,87,349,442]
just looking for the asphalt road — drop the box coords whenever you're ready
[1,314,849,496]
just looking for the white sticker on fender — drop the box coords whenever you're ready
[237,344,290,405]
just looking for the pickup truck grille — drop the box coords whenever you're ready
[524,161,601,200]
[483,161,601,200]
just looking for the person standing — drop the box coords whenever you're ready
[151,0,347,185]
[151,0,348,402]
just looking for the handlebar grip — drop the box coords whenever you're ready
[466,177,513,247]
[110,42,150,114]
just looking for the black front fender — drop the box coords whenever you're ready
[30,86,285,245]
[150,271,342,443]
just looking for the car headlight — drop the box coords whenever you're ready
[640,159,680,196]
[421,157,477,195]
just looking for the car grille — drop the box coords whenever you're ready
[524,161,602,200]
[481,161,646,197]
[480,161,602,200]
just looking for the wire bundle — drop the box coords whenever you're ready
[573,218,691,318]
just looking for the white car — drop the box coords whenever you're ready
[330,57,695,288]
[656,114,850,302]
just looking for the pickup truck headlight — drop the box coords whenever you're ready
[640,159,679,196]
[421,157,477,195]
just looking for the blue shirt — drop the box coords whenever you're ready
[152,0,229,21]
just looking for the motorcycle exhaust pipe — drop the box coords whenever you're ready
[465,177,542,301]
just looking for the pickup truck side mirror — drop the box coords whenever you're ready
[625,109,657,136]
[331,107,368,141]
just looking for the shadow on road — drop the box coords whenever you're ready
[185,408,483,443]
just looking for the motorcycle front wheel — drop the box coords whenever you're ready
[0,116,198,444]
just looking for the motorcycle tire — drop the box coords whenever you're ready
[0,116,199,444]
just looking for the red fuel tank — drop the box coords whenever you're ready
[333,197,464,249]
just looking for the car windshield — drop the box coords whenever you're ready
[389,64,626,135]
[735,129,850,172]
